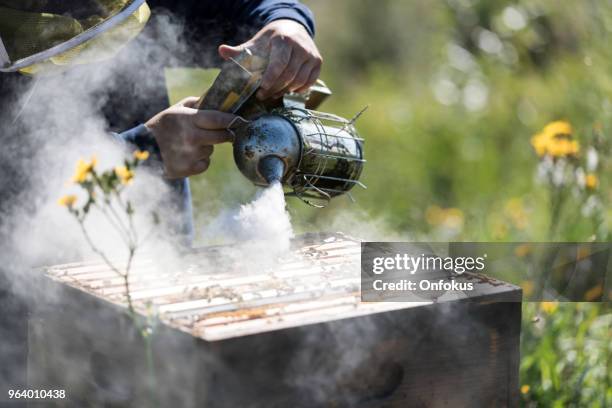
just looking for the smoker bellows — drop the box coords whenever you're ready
[198,49,366,207]
[31,234,522,407]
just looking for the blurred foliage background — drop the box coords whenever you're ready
[166,0,611,405]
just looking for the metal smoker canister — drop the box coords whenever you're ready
[195,49,366,206]
[232,107,366,207]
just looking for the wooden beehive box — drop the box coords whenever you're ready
[28,234,522,407]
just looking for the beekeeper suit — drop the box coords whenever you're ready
[0,0,319,401]
[0,0,320,240]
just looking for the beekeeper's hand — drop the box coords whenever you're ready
[218,19,323,100]
[145,97,236,179]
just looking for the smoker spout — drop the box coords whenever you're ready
[258,156,285,184]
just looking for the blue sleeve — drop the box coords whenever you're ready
[233,0,316,37]
[113,125,195,246]
[148,0,315,37]
[112,124,161,159]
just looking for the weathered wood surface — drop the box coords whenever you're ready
[29,234,522,407]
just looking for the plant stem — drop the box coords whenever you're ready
[114,191,139,244]
[77,219,124,278]
[76,167,159,405]
[548,186,565,240]
[94,203,131,247]
[78,218,138,322]
[144,334,158,408]
[107,198,136,243]
[124,247,136,316]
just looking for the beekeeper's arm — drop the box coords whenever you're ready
[149,0,321,100]
[122,0,320,179]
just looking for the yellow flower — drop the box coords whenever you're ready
[133,150,150,161]
[521,385,530,394]
[547,138,580,158]
[530,132,551,157]
[543,120,572,136]
[520,280,534,297]
[115,166,134,185]
[531,121,580,158]
[585,284,603,301]
[585,173,598,190]
[443,208,464,229]
[425,206,464,229]
[577,246,591,261]
[515,244,532,258]
[425,206,442,226]
[540,301,558,314]
[505,198,528,230]
[57,194,77,208]
[567,140,580,155]
[72,155,98,183]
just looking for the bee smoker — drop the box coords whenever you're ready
[197,49,366,207]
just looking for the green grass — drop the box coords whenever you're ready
[520,302,611,406]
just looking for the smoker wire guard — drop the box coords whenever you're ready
[231,106,367,208]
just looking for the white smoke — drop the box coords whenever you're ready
[0,12,193,273]
[232,182,294,251]
[201,181,294,260]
